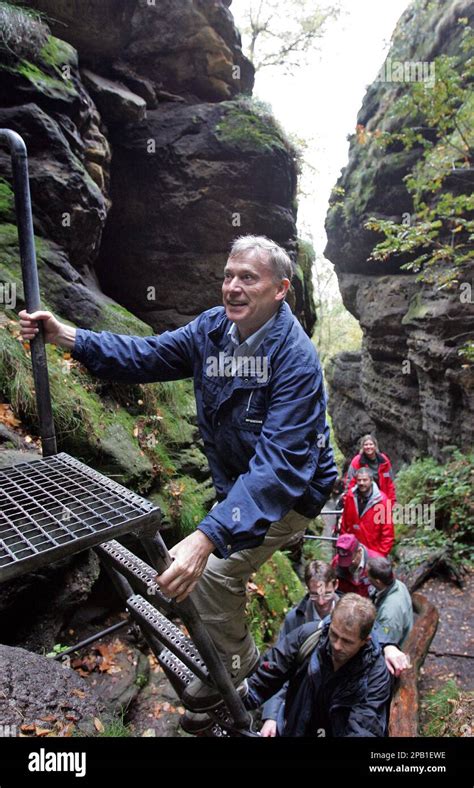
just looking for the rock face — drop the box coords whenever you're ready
[2,1,313,332]
[0,550,101,652]
[0,644,103,735]
[22,0,254,101]
[325,0,474,467]
[96,99,298,331]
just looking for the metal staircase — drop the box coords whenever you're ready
[0,129,255,738]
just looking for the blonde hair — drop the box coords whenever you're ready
[359,434,379,453]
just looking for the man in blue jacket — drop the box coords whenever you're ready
[19,235,337,712]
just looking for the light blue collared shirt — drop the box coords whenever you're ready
[226,312,278,358]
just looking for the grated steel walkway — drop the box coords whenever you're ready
[0,452,160,582]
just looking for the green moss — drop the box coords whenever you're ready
[247,551,304,651]
[402,292,433,324]
[216,99,294,155]
[6,58,77,98]
[0,224,24,296]
[296,238,316,308]
[0,179,15,223]
[39,35,77,69]
[94,303,153,337]
[0,223,57,312]
[155,474,208,539]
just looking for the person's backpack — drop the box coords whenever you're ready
[296,627,323,665]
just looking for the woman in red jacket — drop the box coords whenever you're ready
[346,434,396,504]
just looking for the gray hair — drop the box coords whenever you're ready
[229,235,294,283]
[367,557,394,586]
[355,467,373,479]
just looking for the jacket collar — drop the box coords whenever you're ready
[376,579,397,605]
[207,301,294,359]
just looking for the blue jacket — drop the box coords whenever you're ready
[245,621,392,737]
[72,301,337,558]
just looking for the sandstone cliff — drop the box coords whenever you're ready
[325,0,474,467]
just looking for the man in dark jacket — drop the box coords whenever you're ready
[260,560,339,736]
[19,235,337,711]
[244,594,392,737]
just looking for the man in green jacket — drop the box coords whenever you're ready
[367,557,413,646]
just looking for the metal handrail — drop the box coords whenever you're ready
[0,129,57,456]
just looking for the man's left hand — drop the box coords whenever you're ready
[383,645,411,677]
[155,530,215,603]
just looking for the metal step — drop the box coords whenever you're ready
[126,594,210,683]
[96,540,173,612]
[156,645,197,688]
[153,647,231,738]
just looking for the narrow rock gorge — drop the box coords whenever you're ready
[325,0,473,468]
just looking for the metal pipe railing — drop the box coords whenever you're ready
[0,129,57,456]
[141,532,252,730]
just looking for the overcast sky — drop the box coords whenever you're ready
[231,0,411,256]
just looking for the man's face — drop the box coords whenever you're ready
[350,547,363,571]
[222,252,289,340]
[362,439,376,457]
[308,578,338,618]
[368,574,385,591]
[329,613,368,669]
[356,473,372,494]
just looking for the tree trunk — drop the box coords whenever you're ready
[389,592,439,737]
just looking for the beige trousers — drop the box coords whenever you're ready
[191,508,311,677]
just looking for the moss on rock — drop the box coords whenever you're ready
[93,302,152,337]
[216,98,295,156]
[247,551,304,652]
[39,35,77,70]
[402,291,433,324]
[0,178,15,223]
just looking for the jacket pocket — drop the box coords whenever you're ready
[232,388,267,433]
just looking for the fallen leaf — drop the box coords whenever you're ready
[35,726,53,737]
[0,403,21,428]
[94,718,104,733]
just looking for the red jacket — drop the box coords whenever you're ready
[340,483,394,557]
[331,545,380,597]
[346,452,396,504]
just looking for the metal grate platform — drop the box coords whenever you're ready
[0,452,160,583]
